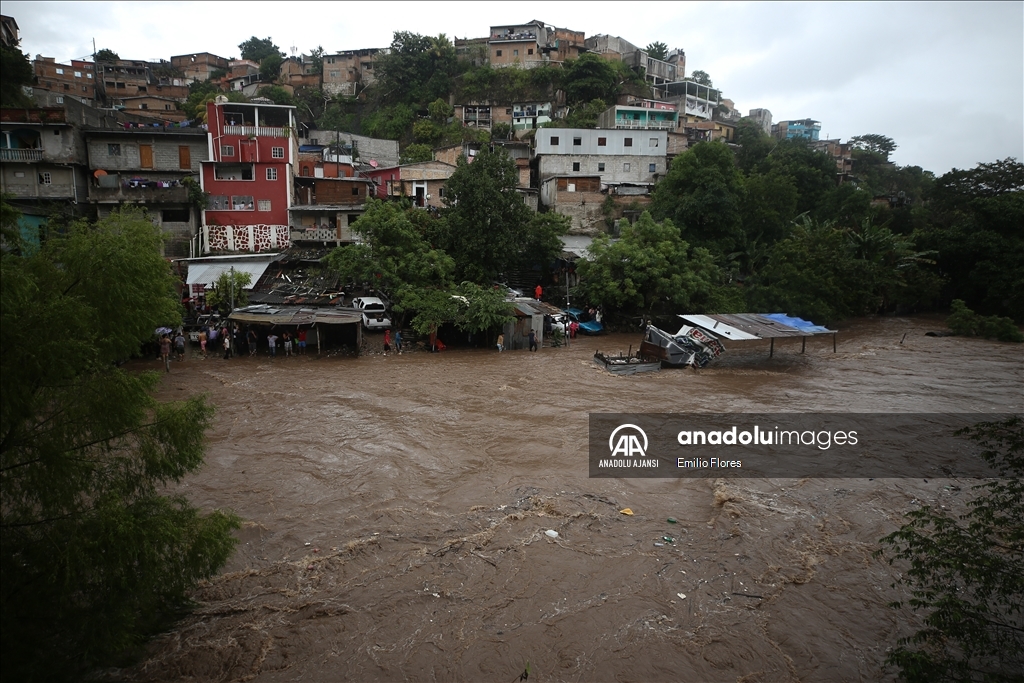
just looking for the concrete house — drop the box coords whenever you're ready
[84,126,208,257]
[534,128,668,185]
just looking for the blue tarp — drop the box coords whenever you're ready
[760,313,832,334]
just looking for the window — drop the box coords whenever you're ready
[513,49,519,56]
[597,162,605,172]
[56,96,64,104]
[496,50,502,57]
[230,195,254,210]
[56,68,64,75]
[220,145,235,157]
[215,164,254,180]
[82,85,88,92]
[108,143,121,156]
[528,48,534,55]
[257,200,271,211]
[623,163,631,172]
[329,70,340,78]
[573,136,581,146]
[139,103,148,110]
[650,138,659,147]
[550,136,559,146]
[506,108,512,115]
[597,137,606,146]
[164,104,171,110]
[572,162,580,172]
[624,137,633,147]
[208,195,229,210]
[74,71,82,77]
[162,208,191,223]
[649,163,657,172]
[272,146,284,159]
[39,172,52,185]
[438,187,444,198]
[87,73,92,79]
[266,168,278,180]
[63,83,70,90]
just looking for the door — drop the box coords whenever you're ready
[178,145,191,170]
[139,144,153,169]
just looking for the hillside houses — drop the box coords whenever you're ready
[2,14,852,253]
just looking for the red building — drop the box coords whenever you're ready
[200,99,296,253]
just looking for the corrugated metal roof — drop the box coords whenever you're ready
[679,313,835,340]
[228,304,361,326]
[186,255,282,289]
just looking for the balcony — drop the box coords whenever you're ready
[0,148,44,162]
[223,125,289,138]
[89,184,189,203]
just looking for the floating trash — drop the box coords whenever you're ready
[620,508,634,516]
[667,517,677,524]
[544,529,559,539]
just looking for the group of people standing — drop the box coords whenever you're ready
[159,324,312,370]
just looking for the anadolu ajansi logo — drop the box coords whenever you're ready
[609,424,648,458]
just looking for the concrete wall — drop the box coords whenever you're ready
[534,128,666,156]
[86,136,207,172]
[305,130,399,168]
[538,153,664,184]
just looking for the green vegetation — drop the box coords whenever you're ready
[877,417,1024,682]
[238,36,282,63]
[205,269,253,314]
[946,300,1023,343]
[93,48,119,62]
[0,43,34,107]
[0,206,239,680]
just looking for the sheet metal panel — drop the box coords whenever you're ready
[186,259,277,288]
[678,314,761,340]
[679,313,833,339]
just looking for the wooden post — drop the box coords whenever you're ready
[769,338,774,358]
[801,336,806,353]
[833,332,837,353]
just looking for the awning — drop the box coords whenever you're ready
[678,313,836,340]
[184,254,283,289]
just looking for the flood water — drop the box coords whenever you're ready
[117,315,1022,682]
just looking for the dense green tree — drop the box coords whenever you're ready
[651,141,747,254]
[0,44,34,107]
[440,146,559,282]
[562,53,620,105]
[576,211,721,320]
[309,46,325,75]
[758,138,839,215]
[877,417,1024,682]
[238,36,282,63]
[919,158,1024,320]
[363,103,416,140]
[372,32,461,108]
[689,70,713,86]
[401,143,434,164]
[258,53,283,81]
[564,98,607,128]
[255,84,293,105]
[0,207,239,680]
[850,133,897,161]
[452,281,516,335]
[93,48,119,62]
[325,199,454,327]
[734,171,799,274]
[645,41,669,60]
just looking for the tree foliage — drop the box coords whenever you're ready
[205,269,252,314]
[562,53,621,105]
[258,53,283,81]
[877,417,1024,682]
[850,133,898,161]
[0,207,239,680]
[689,70,713,86]
[645,41,669,60]
[238,36,281,63]
[440,146,559,282]
[325,199,454,327]
[0,44,34,107]
[93,48,119,62]
[372,32,462,108]
[651,141,747,254]
[576,211,721,319]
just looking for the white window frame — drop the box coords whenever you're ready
[220,144,235,157]
[55,67,64,75]
[257,199,271,211]
[266,167,278,181]
[39,172,52,184]
[623,163,631,172]
[272,146,284,159]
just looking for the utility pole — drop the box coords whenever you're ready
[229,265,235,312]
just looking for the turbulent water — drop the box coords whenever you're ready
[115,315,1022,682]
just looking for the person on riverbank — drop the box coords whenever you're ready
[383,329,391,356]
[222,332,231,360]
[159,334,172,372]
[394,329,402,354]
[267,332,278,357]
[497,333,504,352]
[529,329,538,352]
[174,331,186,361]
[198,329,208,358]
[297,328,307,354]
[283,331,293,357]
[248,329,258,357]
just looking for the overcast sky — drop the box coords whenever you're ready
[6,1,1022,175]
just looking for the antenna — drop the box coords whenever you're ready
[290,44,297,56]
[92,37,96,58]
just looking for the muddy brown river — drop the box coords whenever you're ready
[116,315,1022,682]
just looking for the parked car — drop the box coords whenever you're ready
[351,297,391,330]
[493,282,523,299]
[565,308,604,335]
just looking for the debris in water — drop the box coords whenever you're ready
[619,508,634,516]
[677,593,687,600]
[544,529,559,539]
[667,517,677,524]
[654,542,664,547]
[663,536,675,544]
